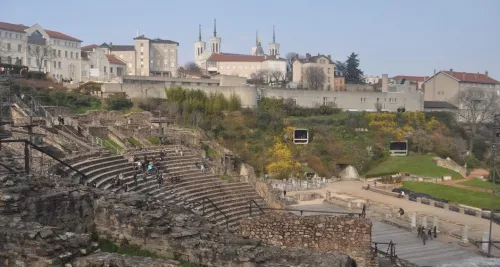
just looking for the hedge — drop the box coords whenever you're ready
[0,63,29,74]
[26,71,46,80]
[365,172,399,178]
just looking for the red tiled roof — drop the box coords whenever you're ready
[82,44,99,51]
[443,71,499,84]
[391,75,427,82]
[208,53,266,62]
[106,54,126,65]
[45,29,81,42]
[0,22,27,32]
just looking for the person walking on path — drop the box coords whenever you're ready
[417,226,422,238]
[427,228,433,240]
[398,208,405,218]
[133,172,138,187]
[422,227,428,245]
[433,226,438,238]
[283,190,287,198]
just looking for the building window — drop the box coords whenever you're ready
[323,97,328,105]
[110,67,113,74]
[65,51,68,58]
[17,44,22,52]
[75,53,78,59]
[70,52,73,58]
[7,43,11,51]
[44,60,47,67]
[361,98,366,103]
[54,61,57,68]
[58,62,61,68]
[58,50,61,57]
[104,66,107,73]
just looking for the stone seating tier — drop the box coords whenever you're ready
[67,146,269,229]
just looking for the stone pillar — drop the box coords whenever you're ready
[460,225,469,244]
[411,213,417,228]
[482,232,489,252]
[422,216,428,228]
[433,216,440,233]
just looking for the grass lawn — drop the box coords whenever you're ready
[461,179,497,190]
[148,136,160,145]
[402,181,500,209]
[71,104,103,114]
[366,155,463,180]
[103,138,123,154]
[127,137,141,147]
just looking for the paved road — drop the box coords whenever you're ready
[291,203,488,267]
[289,181,500,241]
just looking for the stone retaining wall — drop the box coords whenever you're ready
[240,213,376,267]
[433,157,466,177]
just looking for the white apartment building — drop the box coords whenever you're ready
[81,44,126,82]
[0,22,82,81]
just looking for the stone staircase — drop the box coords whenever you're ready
[65,145,268,229]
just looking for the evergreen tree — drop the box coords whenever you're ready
[345,52,364,84]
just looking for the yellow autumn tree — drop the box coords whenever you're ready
[266,137,301,179]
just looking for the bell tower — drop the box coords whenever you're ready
[208,18,221,53]
[268,25,280,58]
[194,24,205,64]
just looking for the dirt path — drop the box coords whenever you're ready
[439,170,494,193]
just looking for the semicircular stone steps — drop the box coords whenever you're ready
[67,146,269,229]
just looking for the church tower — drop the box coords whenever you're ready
[194,24,206,64]
[268,26,280,58]
[252,31,265,56]
[208,19,221,53]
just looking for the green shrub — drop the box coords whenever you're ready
[26,71,46,80]
[148,136,160,145]
[107,93,133,111]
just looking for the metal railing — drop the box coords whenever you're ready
[14,95,123,154]
[182,196,229,229]
[372,241,397,261]
[248,200,365,218]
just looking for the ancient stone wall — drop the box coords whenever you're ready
[433,157,466,177]
[86,126,108,139]
[240,213,376,267]
[43,106,73,117]
[240,163,284,209]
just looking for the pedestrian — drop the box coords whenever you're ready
[427,228,433,240]
[283,190,287,197]
[125,183,129,192]
[201,164,205,174]
[433,226,438,238]
[417,226,422,238]
[133,172,138,187]
[422,227,428,245]
[143,172,147,181]
[148,163,153,174]
[180,150,183,157]
[115,174,120,186]
[398,208,404,218]
[118,172,124,183]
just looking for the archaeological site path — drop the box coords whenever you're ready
[292,203,488,267]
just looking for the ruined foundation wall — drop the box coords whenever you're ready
[240,213,377,267]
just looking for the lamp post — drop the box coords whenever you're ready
[488,113,500,256]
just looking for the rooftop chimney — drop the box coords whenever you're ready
[485,70,489,77]
[450,69,453,75]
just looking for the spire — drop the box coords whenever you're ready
[213,18,217,37]
[198,24,202,41]
[255,30,259,45]
[272,25,275,43]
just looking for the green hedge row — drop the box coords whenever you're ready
[365,172,399,178]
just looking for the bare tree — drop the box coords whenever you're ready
[249,70,269,87]
[455,87,500,152]
[269,70,286,87]
[176,66,187,78]
[304,66,326,90]
[28,44,55,72]
[184,61,202,74]
[285,52,299,81]
[0,40,8,62]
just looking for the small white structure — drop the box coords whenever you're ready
[389,141,408,156]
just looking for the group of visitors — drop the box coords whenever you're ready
[57,115,65,125]
[417,225,438,245]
